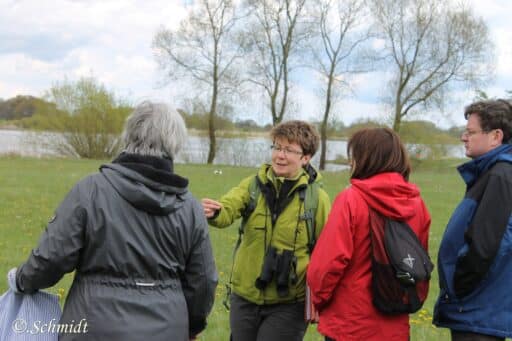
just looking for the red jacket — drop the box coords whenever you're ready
[307,172,431,341]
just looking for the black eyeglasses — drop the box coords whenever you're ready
[461,129,490,137]
[270,144,303,156]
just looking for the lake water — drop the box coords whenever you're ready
[0,130,61,157]
[0,129,465,171]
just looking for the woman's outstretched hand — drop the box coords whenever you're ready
[201,198,222,218]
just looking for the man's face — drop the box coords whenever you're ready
[461,114,502,159]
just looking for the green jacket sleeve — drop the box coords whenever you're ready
[208,175,253,228]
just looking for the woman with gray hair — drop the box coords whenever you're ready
[7,101,218,341]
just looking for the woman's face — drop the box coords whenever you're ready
[271,137,311,178]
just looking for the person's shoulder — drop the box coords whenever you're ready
[217,173,257,205]
[184,192,205,212]
[58,172,104,206]
[490,160,512,180]
[241,173,258,186]
[310,181,330,202]
[492,159,512,171]
[71,172,103,191]
[315,184,329,196]
[332,185,360,205]
[179,189,194,200]
[223,174,257,197]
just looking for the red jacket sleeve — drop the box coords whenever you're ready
[307,190,355,310]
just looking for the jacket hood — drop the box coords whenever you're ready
[350,172,420,220]
[458,144,512,187]
[100,154,189,215]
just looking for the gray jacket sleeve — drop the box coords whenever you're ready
[17,184,86,294]
[181,203,218,336]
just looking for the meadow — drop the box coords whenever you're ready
[0,156,466,340]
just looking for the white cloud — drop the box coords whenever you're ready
[0,53,62,97]
[468,0,512,85]
[292,84,322,121]
[0,0,186,101]
[492,28,512,78]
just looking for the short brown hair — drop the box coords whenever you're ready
[464,99,512,143]
[347,127,411,180]
[270,120,320,156]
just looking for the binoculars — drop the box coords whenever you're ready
[255,247,298,297]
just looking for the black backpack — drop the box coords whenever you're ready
[368,209,434,314]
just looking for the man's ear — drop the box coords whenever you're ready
[493,129,505,146]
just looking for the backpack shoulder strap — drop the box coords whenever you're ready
[239,176,261,237]
[300,181,320,254]
[367,207,388,262]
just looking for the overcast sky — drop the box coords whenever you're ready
[1,0,510,128]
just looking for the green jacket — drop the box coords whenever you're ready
[209,164,331,305]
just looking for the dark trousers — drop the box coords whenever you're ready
[230,293,308,341]
[451,330,505,341]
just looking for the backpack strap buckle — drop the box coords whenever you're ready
[299,211,313,221]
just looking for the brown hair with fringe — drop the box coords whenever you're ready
[270,120,320,156]
[347,127,411,180]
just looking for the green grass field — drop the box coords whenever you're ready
[0,156,466,340]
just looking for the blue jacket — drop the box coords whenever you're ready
[433,144,512,337]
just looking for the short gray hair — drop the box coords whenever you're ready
[122,101,187,159]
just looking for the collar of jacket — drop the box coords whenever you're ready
[108,152,188,189]
[458,144,512,187]
[257,163,311,195]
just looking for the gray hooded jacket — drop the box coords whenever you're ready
[16,154,218,341]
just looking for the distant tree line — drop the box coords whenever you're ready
[0,95,61,121]
[1,88,463,146]
[0,92,274,133]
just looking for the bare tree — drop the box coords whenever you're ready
[242,0,309,125]
[310,0,371,170]
[371,0,494,132]
[153,0,241,163]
